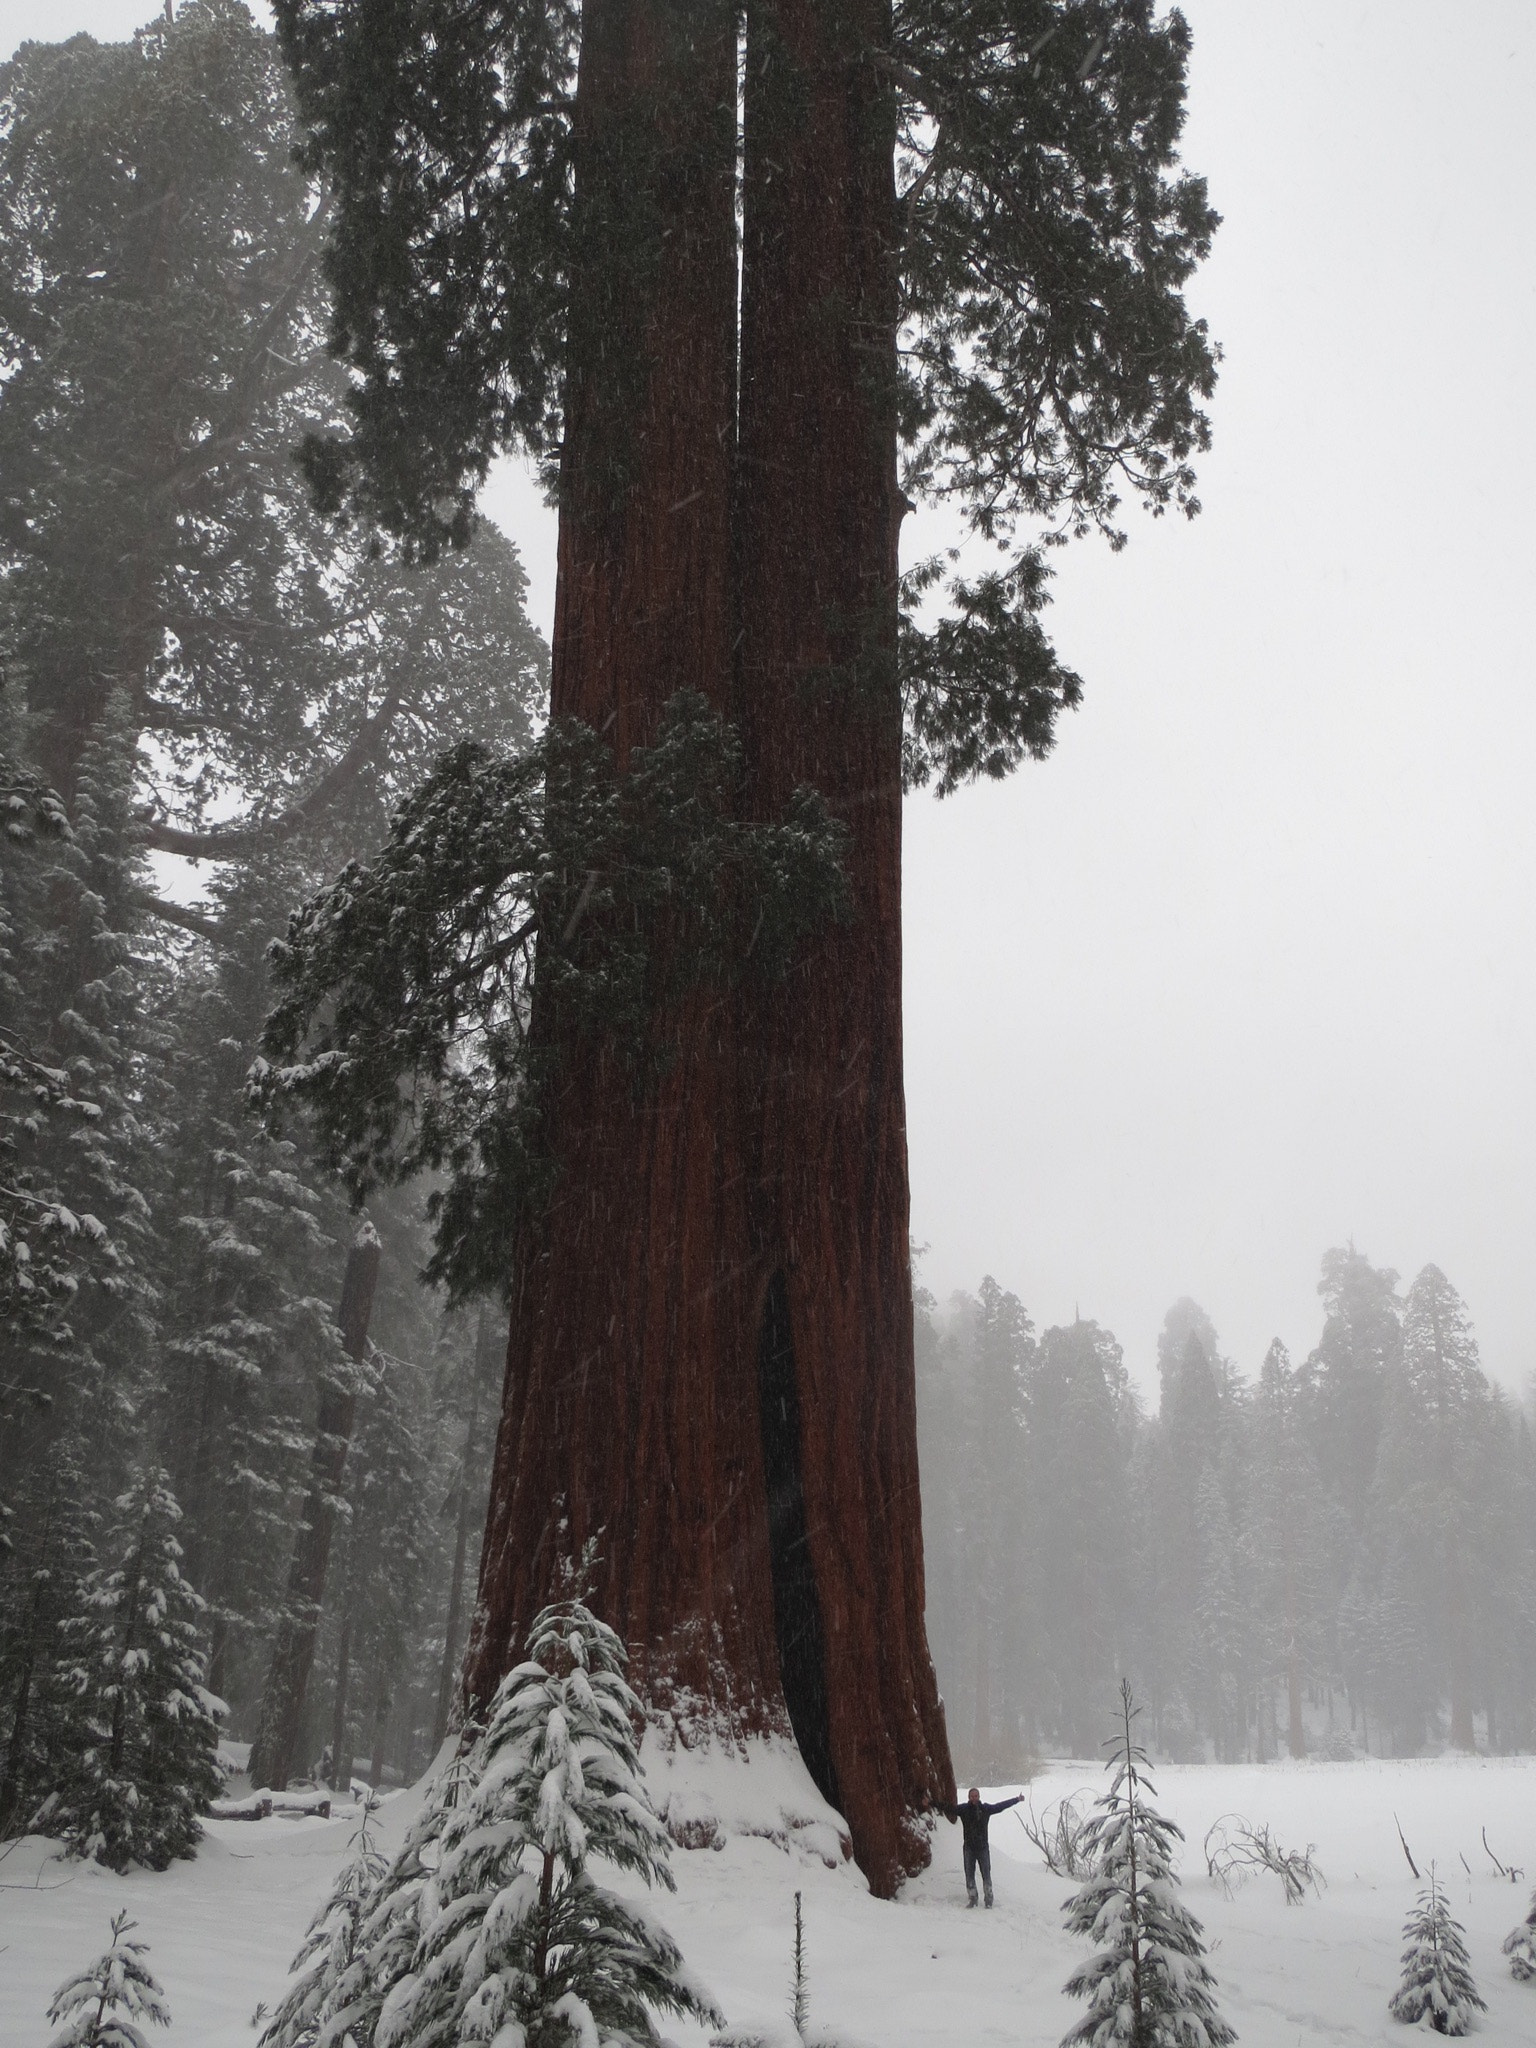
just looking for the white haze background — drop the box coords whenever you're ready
[5,0,1533,1398]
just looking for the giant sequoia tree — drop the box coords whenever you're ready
[273,0,1215,1892]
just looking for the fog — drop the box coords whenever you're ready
[9,0,1531,1398]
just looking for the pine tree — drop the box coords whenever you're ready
[268,1587,721,2048]
[378,1591,722,2048]
[1194,1465,1248,1763]
[259,1792,388,2048]
[262,1752,477,2048]
[1389,1870,1485,2034]
[1061,1681,1235,2048]
[1503,1885,1536,1982]
[323,1337,436,1792]
[45,1910,171,2048]
[53,1470,223,1871]
[1025,1321,1135,1757]
[0,1431,96,1837]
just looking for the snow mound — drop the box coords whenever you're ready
[640,1717,853,1871]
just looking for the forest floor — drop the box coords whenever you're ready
[3,1748,1536,2047]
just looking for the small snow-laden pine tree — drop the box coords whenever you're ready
[1061,1681,1235,2048]
[45,1909,170,2048]
[261,1753,475,2048]
[1390,1869,1485,2034]
[259,1792,388,2048]
[373,1592,722,2048]
[1504,1884,1536,1981]
[53,1469,224,1871]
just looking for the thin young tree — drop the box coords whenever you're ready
[1389,1869,1485,2035]
[1061,1680,1235,2048]
[44,1911,171,2048]
[262,1753,478,2048]
[258,1793,387,2048]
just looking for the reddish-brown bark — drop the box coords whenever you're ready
[466,0,954,1897]
[465,0,785,1722]
[736,0,952,1891]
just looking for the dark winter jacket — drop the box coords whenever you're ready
[938,1794,1022,1854]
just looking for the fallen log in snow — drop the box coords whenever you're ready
[209,1794,273,1821]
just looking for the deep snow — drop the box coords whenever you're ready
[5,1747,1536,2047]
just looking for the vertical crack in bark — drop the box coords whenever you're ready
[756,1270,840,1813]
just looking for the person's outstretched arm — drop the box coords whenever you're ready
[921,1792,960,1823]
[984,1794,1024,1817]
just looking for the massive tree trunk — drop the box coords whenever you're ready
[466,0,953,1896]
[466,0,780,1717]
[736,0,951,1888]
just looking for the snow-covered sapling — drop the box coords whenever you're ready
[1060,1680,1236,2048]
[1504,1884,1536,1981]
[45,1911,171,2048]
[262,1755,470,2048]
[790,1890,810,2037]
[1390,1868,1485,2034]
[378,1594,722,2048]
[54,1469,224,1871]
[266,1590,720,2048]
[258,1792,387,2048]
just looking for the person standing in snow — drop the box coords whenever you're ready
[924,1786,1023,1907]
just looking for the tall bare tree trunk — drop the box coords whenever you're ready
[248,1222,380,1790]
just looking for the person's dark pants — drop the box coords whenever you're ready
[964,1840,993,1907]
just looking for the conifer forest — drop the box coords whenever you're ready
[2,1,1535,1987]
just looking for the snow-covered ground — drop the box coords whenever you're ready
[5,1749,1536,2047]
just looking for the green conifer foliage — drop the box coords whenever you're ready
[54,1469,223,1871]
[257,693,850,1301]
[1061,1681,1235,2048]
[0,752,114,1355]
[1389,1871,1485,2035]
[0,1431,96,1835]
[259,1792,388,2048]
[262,1748,478,2048]
[385,1592,721,2048]
[44,1910,171,2048]
[264,1592,720,2048]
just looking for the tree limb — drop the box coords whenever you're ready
[132,890,222,942]
[140,679,405,861]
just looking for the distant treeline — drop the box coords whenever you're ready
[918,1251,1536,1772]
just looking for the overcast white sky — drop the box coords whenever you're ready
[6,1,1534,1399]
